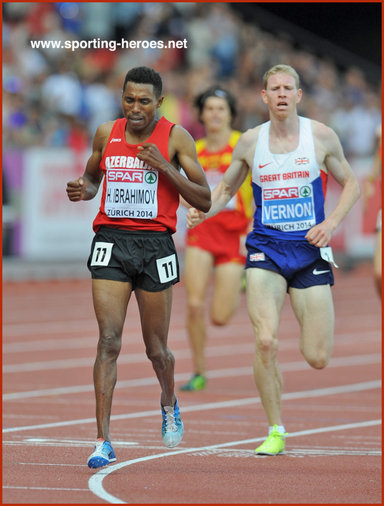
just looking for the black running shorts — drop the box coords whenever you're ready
[87,226,180,291]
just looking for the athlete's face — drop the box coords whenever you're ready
[200,96,232,133]
[261,72,302,117]
[122,82,163,132]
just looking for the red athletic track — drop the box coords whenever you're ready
[2,262,382,504]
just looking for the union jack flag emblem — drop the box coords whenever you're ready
[295,157,309,165]
[249,252,265,262]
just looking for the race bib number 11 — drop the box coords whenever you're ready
[156,254,177,283]
[90,242,113,266]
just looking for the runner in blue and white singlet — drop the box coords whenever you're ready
[252,117,326,239]
[246,116,332,285]
[186,64,360,456]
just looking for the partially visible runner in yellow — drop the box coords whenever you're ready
[181,86,253,392]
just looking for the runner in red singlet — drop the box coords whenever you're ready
[66,67,211,468]
[180,86,253,391]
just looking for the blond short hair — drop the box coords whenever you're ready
[263,64,300,90]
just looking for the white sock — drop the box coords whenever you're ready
[269,425,286,435]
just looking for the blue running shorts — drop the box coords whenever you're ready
[245,234,334,289]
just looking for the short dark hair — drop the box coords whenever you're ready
[122,66,163,97]
[195,86,237,121]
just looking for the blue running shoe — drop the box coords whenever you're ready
[161,399,184,448]
[87,440,116,469]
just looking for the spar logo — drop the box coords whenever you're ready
[264,187,299,200]
[300,186,311,197]
[107,170,158,184]
[145,171,158,184]
[107,170,143,183]
[263,186,312,200]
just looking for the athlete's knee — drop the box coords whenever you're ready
[308,355,329,369]
[146,342,174,371]
[210,311,230,326]
[255,333,279,365]
[187,300,205,321]
[302,347,330,369]
[97,330,122,360]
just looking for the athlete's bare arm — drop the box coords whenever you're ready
[137,125,211,212]
[66,122,113,202]
[305,121,360,247]
[187,128,257,228]
[363,130,381,210]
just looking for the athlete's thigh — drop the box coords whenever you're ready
[289,284,334,349]
[135,286,173,347]
[245,267,287,335]
[184,246,214,300]
[92,278,132,334]
[211,262,244,322]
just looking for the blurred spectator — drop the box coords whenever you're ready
[207,4,240,78]
[80,3,115,40]
[67,116,90,153]
[41,59,84,117]
[331,86,381,160]
[83,73,121,136]
[112,3,144,40]
[55,3,82,35]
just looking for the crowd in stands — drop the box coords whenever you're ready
[3,2,381,161]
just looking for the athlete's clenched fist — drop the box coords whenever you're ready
[66,177,86,201]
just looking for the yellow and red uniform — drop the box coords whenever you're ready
[186,130,253,265]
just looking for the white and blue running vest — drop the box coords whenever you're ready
[250,116,327,241]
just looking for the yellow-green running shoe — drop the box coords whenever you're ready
[180,374,206,391]
[254,425,287,455]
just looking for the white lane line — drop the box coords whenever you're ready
[3,439,139,448]
[88,419,382,504]
[3,353,380,400]
[3,485,89,492]
[3,380,380,433]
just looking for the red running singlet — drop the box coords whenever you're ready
[93,116,179,233]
